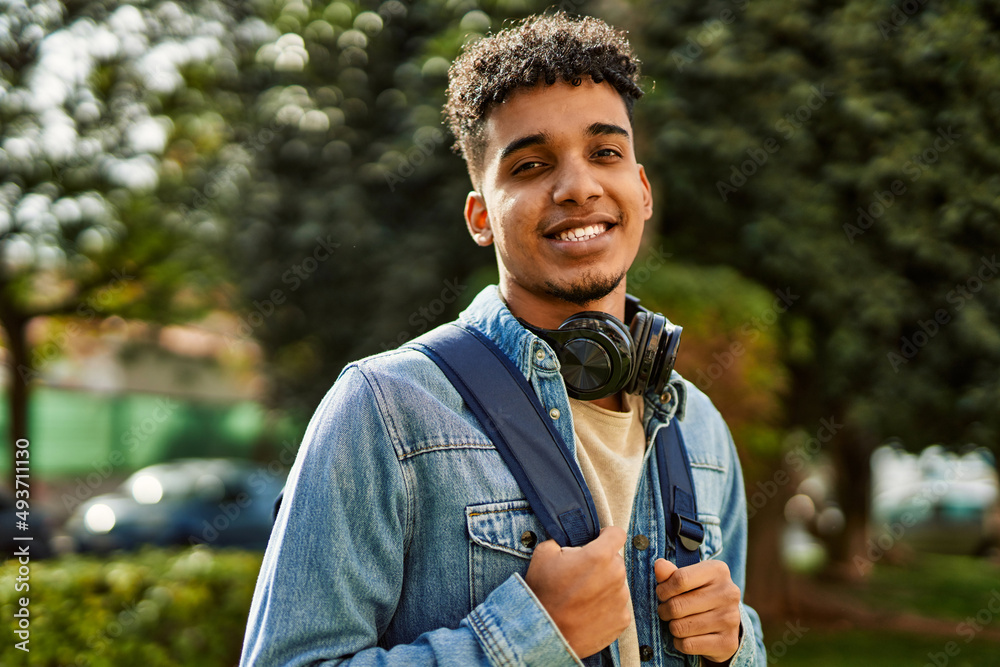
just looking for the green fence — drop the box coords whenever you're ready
[0,387,281,477]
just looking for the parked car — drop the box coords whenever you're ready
[62,458,286,552]
[1,488,53,559]
[871,444,1000,556]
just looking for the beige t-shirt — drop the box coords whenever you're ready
[569,392,648,667]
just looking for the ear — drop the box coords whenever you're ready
[637,164,654,221]
[464,191,493,246]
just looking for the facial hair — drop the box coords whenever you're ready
[543,268,626,307]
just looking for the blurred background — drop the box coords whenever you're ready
[1,0,999,664]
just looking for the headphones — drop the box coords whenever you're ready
[518,295,682,401]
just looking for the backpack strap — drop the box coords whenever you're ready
[413,322,704,566]
[411,322,600,548]
[656,421,704,567]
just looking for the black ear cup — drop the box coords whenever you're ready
[518,296,682,400]
[537,312,633,401]
[631,311,681,396]
[626,310,657,394]
[558,338,612,395]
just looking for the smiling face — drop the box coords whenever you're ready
[464,79,653,328]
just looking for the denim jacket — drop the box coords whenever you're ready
[241,285,766,667]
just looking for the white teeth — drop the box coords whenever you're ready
[555,223,608,242]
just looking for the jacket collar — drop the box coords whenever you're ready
[458,285,688,425]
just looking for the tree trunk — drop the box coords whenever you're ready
[828,425,874,581]
[744,463,793,627]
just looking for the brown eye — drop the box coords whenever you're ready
[512,161,544,175]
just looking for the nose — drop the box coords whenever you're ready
[551,157,603,205]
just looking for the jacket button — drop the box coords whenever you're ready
[549,408,560,420]
[535,348,546,361]
[660,392,671,403]
[632,534,650,551]
[639,644,654,661]
[520,530,537,548]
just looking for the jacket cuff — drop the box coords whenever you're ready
[467,572,582,667]
[723,603,760,667]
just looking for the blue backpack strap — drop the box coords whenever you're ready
[411,323,601,548]
[656,420,704,566]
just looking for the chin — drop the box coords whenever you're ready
[544,269,625,307]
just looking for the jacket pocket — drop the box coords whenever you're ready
[466,499,548,607]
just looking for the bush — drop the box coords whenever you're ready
[1,547,263,667]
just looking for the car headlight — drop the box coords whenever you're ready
[84,504,116,534]
[131,474,164,504]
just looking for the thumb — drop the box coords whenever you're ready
[532,538,563,557]
[654,557,678,583]
[593,525,628,552]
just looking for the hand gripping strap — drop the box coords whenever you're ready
[411,323,600,548]
[656,420,704,567]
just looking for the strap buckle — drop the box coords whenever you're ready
[671,512,705,552]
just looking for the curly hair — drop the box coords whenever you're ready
[443,12,644,189]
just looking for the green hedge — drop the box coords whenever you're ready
[0,548,263,667]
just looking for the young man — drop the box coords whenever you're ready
[241,12,765,667]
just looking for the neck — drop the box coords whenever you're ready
[499,277,628,330]
[588,392,624,412]
[499,278,630,413]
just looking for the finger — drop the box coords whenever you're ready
[658,576,741,621]
[656,560,729,599]
[532,538,564,557]
[588,525,627,555]
[654,558,677,584]
[666,606,739,639]
[673,632,737,662]
[659,590,712,621]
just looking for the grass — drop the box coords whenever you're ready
[848,552,1000,621]
[761,553,1000,666]
[767,629,1000,666]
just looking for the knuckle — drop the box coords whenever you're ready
[533,540,557,557]
[674,637,692,654]
[665,597,685,618]
[668,618,687,638]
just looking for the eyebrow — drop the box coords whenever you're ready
[497,123,631,164]
[498,132,549,163]
[586,122,631,140]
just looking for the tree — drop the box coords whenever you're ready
[210,0,560,420]
[0,0,235,489]
[628,0,1000,577]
